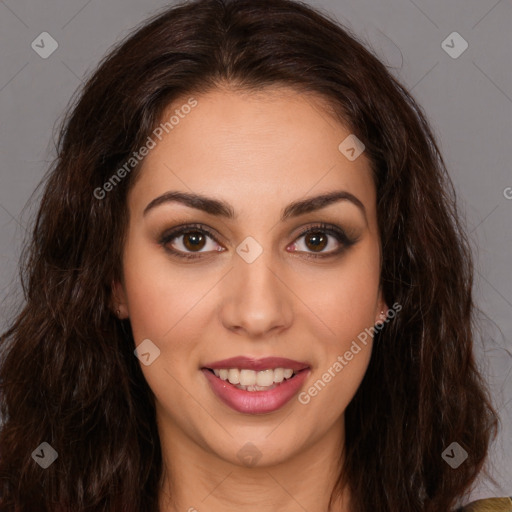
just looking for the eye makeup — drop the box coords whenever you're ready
[157,221,361,261]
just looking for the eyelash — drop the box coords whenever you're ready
[159,222,358,261]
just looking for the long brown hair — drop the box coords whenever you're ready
[0,0,498,510]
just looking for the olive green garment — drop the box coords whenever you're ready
[459,497,512,511]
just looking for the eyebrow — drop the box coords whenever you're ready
[143,189,367,223]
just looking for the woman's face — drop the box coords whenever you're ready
[114,86,386,468]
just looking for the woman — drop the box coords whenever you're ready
[0,0,508,510]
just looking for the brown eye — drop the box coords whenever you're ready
[182,231,207,251]
[304,231,328,252]
[290,222,358,259]
[159,223,224,260]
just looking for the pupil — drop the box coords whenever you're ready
[307,232,326,251]
[184,232,205,251]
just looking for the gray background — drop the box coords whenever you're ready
[0,0,510,501]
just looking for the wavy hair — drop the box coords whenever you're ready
[0,0,499,510]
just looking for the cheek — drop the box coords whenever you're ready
[120,233,205,339]
[298,269,377,417]
[121,237,178,341]
[121,244,203,417]
[299,245,381,339]
[296,243,380,405]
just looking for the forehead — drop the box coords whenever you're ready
[129,86,376,219]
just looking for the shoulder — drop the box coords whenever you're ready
[457,497,512,511]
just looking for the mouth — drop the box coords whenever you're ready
[203,367,302,392]
[200,357,311,414]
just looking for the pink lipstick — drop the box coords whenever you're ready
[201,356,311,414]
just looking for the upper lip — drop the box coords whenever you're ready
[202,356,310,372]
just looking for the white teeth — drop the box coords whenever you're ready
[237,383,278,392]
[210,367,297,387]
[273,367,284,383]
[283,369,293,379]
[228,368,240,384]
[239,369,256,386]
[256,369,274,387]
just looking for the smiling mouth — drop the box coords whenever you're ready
[201,364,311,414]
[204,367,303,392]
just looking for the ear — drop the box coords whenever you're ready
[375,292,389,326]
[110,279,129,319]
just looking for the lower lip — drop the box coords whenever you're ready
[201,368,310,414]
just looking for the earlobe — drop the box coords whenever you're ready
[110,279,129,319]
[375,300,389,326]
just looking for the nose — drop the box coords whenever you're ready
[218,250,293,339]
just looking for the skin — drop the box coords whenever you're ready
[112,85,387,512]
